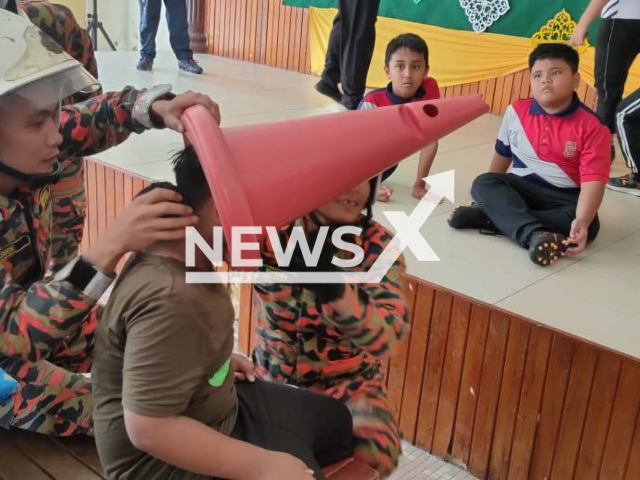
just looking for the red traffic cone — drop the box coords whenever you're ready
[182,95,488,266]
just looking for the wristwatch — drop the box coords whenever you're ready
[54,256,114,301]
[133,83,176,129]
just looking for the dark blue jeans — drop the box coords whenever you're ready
[139,0,192,60]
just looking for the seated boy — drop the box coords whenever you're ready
[359,33,441,202]
[92,147,353,480]
[252,177,409,476]
[448,43,611,266]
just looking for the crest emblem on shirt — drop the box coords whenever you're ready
[564,141,577,158]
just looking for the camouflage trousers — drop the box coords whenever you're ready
[0,307,99,436]
[323,376,402,478]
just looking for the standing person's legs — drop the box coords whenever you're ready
[315,11,343,102]
[617,88,640,176]
[594,19,640,132]
[232,380,353,480]
[138,0,162,60]
[321,11,342,89]
[338,0,381,109]
[608,87,640,195]
[163,0,193,61]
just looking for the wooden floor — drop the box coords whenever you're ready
[0,429,476,480]
[0,429,104,480]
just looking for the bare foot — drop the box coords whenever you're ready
[412,185,445,204]
[377,185,393,202]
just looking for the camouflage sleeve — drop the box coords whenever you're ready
[45,158,86,277]
[321,231,409,358]
[0,266,96,360]
[59,87,147,160]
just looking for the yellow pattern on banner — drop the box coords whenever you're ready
[309,7,640,96]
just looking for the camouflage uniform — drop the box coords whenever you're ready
[22,0,102,279]
[252,219,410,476]
[0,87,149,436]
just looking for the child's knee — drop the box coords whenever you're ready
[471,172,502,200]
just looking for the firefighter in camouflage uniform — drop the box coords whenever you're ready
[0,6,218,436]
[253,178,410,477]
[20,0,102,289]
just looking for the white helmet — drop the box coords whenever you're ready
[0,8,99,188]
[0,8,99,104]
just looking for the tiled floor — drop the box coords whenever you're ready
[389,443,477,480]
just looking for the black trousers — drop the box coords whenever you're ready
[616,86,640,177]
[322,0,381,109]
[471,173,600,248]
[231,380,354,480]
[594,18,640,133]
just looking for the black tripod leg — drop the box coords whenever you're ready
[86,17,98,50]
[99,24,117,51]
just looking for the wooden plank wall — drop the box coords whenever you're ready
[239,276,640,480]
[202,0,598,115]
[81,158,150,260]
[204,0,311,76]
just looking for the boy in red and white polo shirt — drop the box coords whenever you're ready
[359,33,440,202]
[449,44,611,266]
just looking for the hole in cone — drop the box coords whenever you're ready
[423,104,439,117]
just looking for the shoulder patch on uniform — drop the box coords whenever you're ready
[0,236,31,263]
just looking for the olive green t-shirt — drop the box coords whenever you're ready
[93,253,237,480]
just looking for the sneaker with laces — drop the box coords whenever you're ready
[178,58,203,74]
[528,231,570,266]
[136,56,153,71]
[606,174,640,197]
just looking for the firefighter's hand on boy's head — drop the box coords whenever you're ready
[151,90,221,133]
[83,188,199,273]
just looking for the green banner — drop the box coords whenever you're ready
[282,0,599,43]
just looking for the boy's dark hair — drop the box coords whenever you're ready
[137,181,181,198]
[529,43,579,73]
[171,146,212,211]
[136,146,211,211]
[385,33,429,66]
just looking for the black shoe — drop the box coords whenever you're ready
[606,174,640,197]
[179,58,203,74]
[341,96,362,110]
[528,231,569,266]
[448,203,498,233]
[136,56,153,71]
[314,79,342,104]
